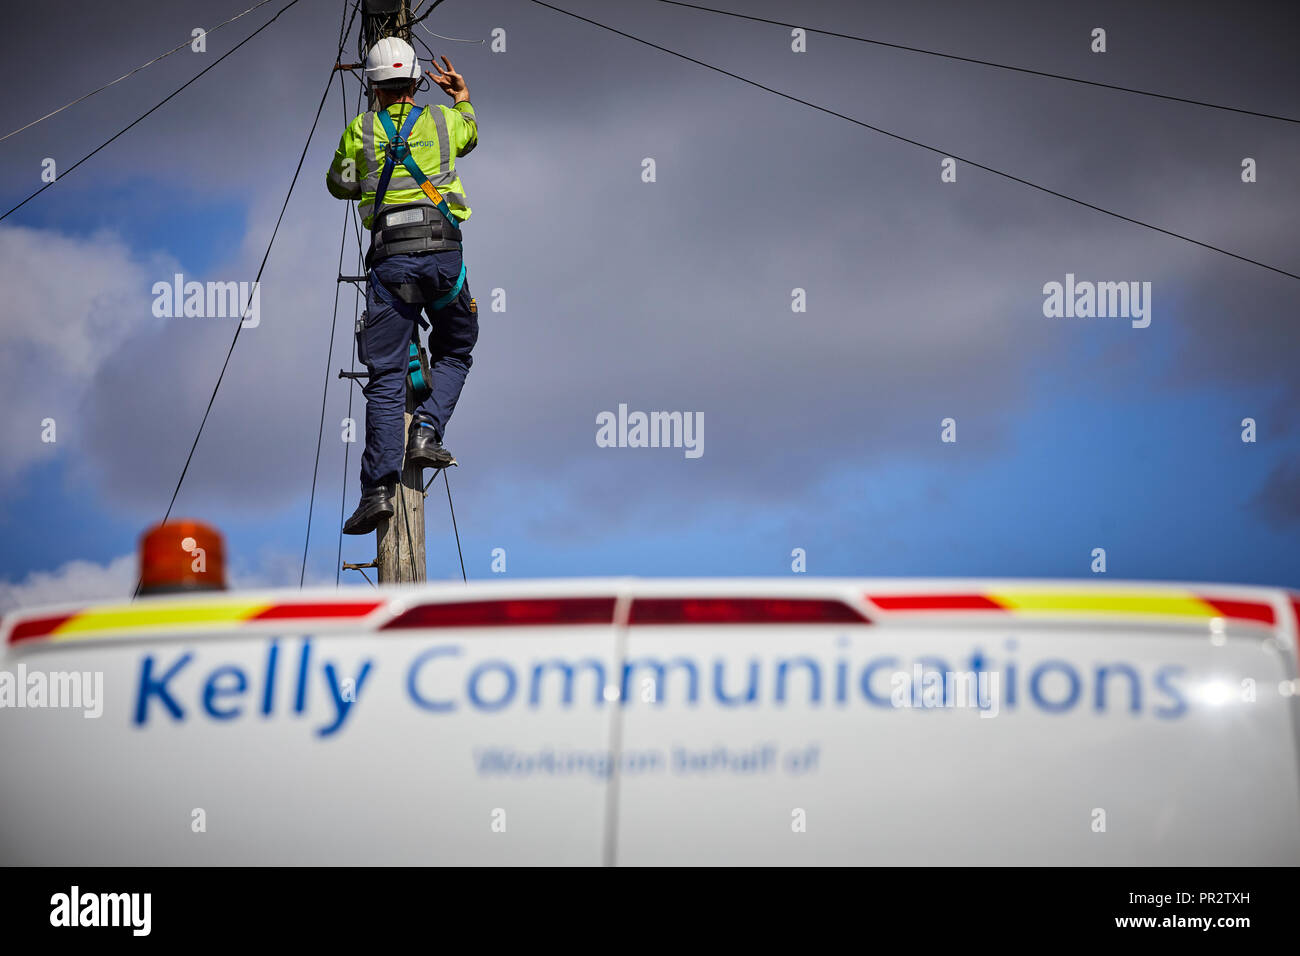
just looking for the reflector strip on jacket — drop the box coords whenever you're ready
[8,599,384,645]
[865,590,1275,626]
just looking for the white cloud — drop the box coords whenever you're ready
[0,552,136,613]
[0,226,172,486]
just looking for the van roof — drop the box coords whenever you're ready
[4,578,1298,648]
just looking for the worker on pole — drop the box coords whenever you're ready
[328,36,479,535]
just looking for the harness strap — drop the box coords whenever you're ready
[408,341,431,395]
[430,262,467,311]
[375,106,459,228]
[371,105,423,218]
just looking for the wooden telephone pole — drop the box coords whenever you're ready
[363,0,425,584]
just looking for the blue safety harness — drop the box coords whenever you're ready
[372,105,466,312]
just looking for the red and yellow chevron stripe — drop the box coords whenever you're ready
[7,599,383,645]
[865,589,1276,625]
[4,586,1289,646]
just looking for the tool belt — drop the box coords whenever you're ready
[366,202,462,269]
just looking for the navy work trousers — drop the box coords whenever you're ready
[357,249,477,489]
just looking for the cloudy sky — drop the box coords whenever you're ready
[0,0,1297,609]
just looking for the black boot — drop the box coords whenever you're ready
[406,422,456,470]
[342,482,395,535]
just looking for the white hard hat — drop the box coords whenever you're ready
[364,36,420,87]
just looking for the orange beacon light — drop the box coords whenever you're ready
[138,520,227,595]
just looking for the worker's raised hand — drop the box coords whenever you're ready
[427,56,468,102]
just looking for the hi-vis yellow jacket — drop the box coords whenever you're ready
[326,100,477,229]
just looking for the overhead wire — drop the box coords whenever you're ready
[653,0,1300,125]
[443,470,467,583]
[0,0,282,144]
[528,0,1300,282]
[304,0,362,588]
[0,0,310,224]
[302,141,351,588]
[418,23,484,45]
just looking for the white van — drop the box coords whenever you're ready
[2,578,1298,865]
